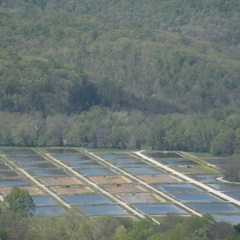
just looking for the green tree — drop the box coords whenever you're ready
[2,187,35,217]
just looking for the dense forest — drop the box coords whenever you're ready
[0,0,240,156]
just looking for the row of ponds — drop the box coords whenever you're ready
[0,148,240,224]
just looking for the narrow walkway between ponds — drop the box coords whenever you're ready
[45,153,146,221]
[83,149,202,217]
[135,151,240,207]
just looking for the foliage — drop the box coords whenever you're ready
[2,187,35,217]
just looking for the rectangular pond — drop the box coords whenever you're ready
[192,174,222,183]
[29,169,69,177]
[0,170,19,178]
[11,155,45,162]
[159,159,198,166]
[65,160,102,168]
[18,161,57,169]
[3,149,35,155]
[77,168,117,176]
[0,179,29,187]
[123,167,164,175]
[32,195,57,206]
[213,215,240,225]
[79,204,127,216]
[46,148,79,154]
[119,194,160,203]
[133,204,186,215]
[110,159,148,167]
[147,152,183,159]
[208,183,240,192]
[34,206,65,216]
[187,203,240,214]
[156,183,202,192]
[62,194,112,204]
[170,192,221,202]
[99,153,135,160]
[54,154,90,161]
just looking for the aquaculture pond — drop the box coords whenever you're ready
[10,155,45,162]
[99,153,135,160]
[123,167,164,175]
[208,183,240,192]
[0,170,19,178]
[147,152,183,159]
[156,183,201,192]
[79,204,127,216]
[29,169,69,177]
[3,149,35,155]
[62,194,111,205]
[187,203,240,214]
[192,174,222,183]
[34,206,65,216]
[32,195,57,206]
[133,204,186,215]
[170,192,221,202]
[77,168,117,176]
[64,160,102,168]
[18,161,57,169]
[53,154,90,161]
[119,194,159,203]
[110,159,148,167]
[213,215,240,225]
[46,148,79,154]
[159,159,198,166]
[0,179,28,187]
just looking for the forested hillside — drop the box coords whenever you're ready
[0,0,240,155]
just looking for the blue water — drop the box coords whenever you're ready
[11,155,44,162]
[0,179,28,186]
[34,206,65,216]
[19,161,57,169]
[30,169,68,177]
[62,194,111,204]
[170,192,221,202]
[46,148,79,154]
[110,160,147,167]
[99,153,134,160]
[193,174,222,183]
[147,152,183,159]
[213,215,240,225]
[208,183,240,192]
[65,160,102,168]
[77,168,117,176]
[3,149,35,155]
[0,171,19,178]
[133,204,186,215]
[124,167,164,175]
[79,204,127,215]
[54,154,90,161]
[187,203,240,214]
[156,183,201,192]
[159,159,198,166]
[226,192,240,200]
[32,195,57,206]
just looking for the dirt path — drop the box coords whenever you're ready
[135,151,240,207]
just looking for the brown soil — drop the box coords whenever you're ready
[137,174,183,183]
[0,186,44,196]
[51,185,94,195]
[38,177,84,186]
[89,176,132,184]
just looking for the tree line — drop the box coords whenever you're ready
[1,108,240,156]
